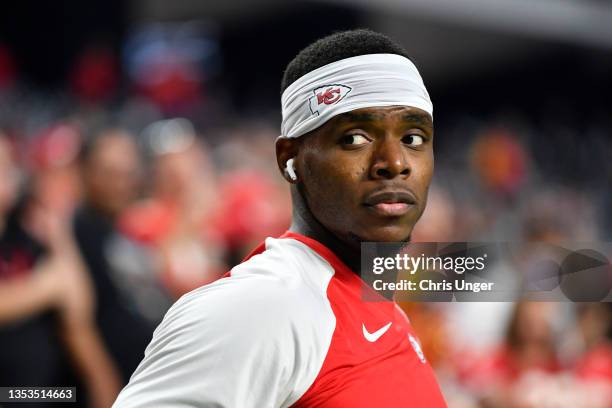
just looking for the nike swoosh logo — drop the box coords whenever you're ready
[362,322,392,342]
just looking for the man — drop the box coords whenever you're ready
[114,29,447,407]
[119,119,227,297]
[0,134,121,408]
[73,128,171,384]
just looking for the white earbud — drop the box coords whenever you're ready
[285,158,297,181]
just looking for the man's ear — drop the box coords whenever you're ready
[276,136,300,183]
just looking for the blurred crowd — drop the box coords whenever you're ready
[0,38,610,408]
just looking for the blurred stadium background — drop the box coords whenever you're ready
[0,1,610,407]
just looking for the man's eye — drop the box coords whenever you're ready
[341,134,370,145]
[403,135,424,146]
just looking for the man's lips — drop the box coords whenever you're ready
[363,191,417,217]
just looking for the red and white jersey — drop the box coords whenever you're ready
[113,232,447,407]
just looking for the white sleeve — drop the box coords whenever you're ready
[112,276,300,408]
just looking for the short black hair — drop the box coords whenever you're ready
[281,29,411,93]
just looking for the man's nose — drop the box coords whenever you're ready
[369,137,410,180]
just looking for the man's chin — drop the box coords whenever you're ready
[350,226,413,243]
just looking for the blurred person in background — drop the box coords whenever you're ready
[568,302,612,405]
[0,134,121,407]
[402,186,456,368]
[465,301,611,408]
[211,125,292,264]
[119,118,227,298]
[572,303,612,382]
[72,127,171,385]
[410,185,457,243]
[461,301,562,408]
[27,123,83,221]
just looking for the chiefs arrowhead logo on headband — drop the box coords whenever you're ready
[309,84,352,116]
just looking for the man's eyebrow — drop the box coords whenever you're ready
[337,111,433,126]
[402,113,433,127]
[338,112,383,122]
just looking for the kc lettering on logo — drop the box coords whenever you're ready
[317,87,341,104]
[308,84,352,115]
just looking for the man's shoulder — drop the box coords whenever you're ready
[118,236,340,408]
[231,236,334,289]
[199,236,335,303]
[161,236,335,337]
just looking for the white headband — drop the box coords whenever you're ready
[281,53,433,139]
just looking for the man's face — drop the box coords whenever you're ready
[0,137,18,216]
[84,132,141,217]
[298,105,434,243]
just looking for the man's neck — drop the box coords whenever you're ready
[289,194,361,273]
